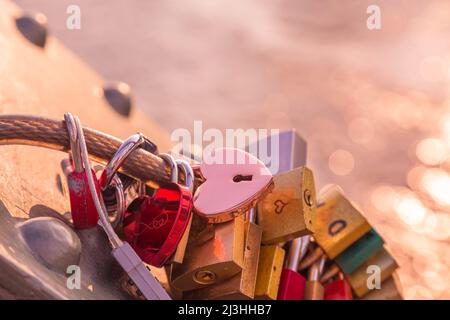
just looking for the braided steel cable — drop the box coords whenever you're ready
[0,115,199,187]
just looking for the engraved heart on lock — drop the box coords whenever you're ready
[193,148,273,223]
[122,155,193,267]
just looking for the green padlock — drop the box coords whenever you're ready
[334,228,384,274]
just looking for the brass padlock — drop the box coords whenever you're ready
[258,166,316,245]
[254,244,286,300]
[251,129,306,299]
[361,272,403,300]
[314,185,371,259]
[170,215,245,291]
[346,247,398,298]
[304,255,326,300]
[183,208,262,299]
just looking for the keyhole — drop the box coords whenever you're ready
[193,270,217,285]
[233,174,253,183]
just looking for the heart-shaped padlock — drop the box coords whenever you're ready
[193,147,273,223]
[122,155,193,267]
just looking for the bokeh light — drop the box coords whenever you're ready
[328,149,355,176]
[395,194,427,226]
[348,117,374,145]
[416,138,446,165]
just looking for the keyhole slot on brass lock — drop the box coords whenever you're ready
[193,270,217,285]
[233,174,253,183]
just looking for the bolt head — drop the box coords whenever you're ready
[103,82,133,117]
[15,13,48,48]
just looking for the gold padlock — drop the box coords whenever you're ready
[184,208,262,299]
[314,185,371,259]
[346,247,398,298]
[304,255,326,300]
[361,271,403,300]
[170,215,245,291]
[254,244,286,300]
[250,130,306,299]
[257,166,316,245]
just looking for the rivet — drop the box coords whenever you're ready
[103,82,133,117]
[15,13,48,48]
[193,270,217,285]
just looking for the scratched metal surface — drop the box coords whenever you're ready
[0,0,171,299]
[13,0,450,299]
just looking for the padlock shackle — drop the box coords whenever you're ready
[100,133,146,190]
[308,255,326,282]
[320,263,341,284]
[64,113,83,172]
[248,207,256,224]
[176,159,194,192]
[159,153,178,184]
[285,235,310,271]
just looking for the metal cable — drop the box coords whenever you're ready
[0,115,201,187]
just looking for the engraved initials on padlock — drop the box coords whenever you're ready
[258,166,316,245]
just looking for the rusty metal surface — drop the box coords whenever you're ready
[0,0,171,299]
[9,0,450,299]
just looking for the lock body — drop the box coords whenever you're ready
[335,228,384,274]
[67,169,100,229]
[183,218,262,299]
[255,245,286,300]
[170,215,245,291]
[347,247,398,297]
[304,280,324,300]
[277,269,306,300]
[361,272,403,300]
[170,217,192,264]
[258,167,316,245]
[314,185,371,259]
[324,279,353,300]
[123,181,192,267]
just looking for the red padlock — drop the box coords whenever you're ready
[64,113,100,229]
[277,236,310,300]
[123,155,193,267]
[324,273,353,300]
[320,263,353,300]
